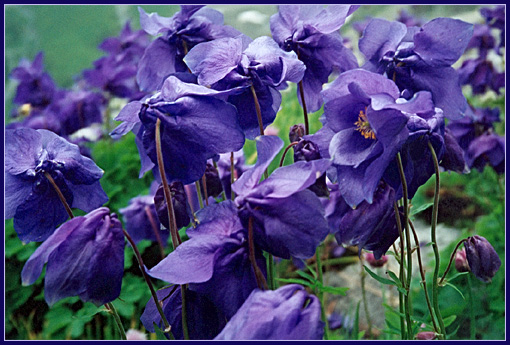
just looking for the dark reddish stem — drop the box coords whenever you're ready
[279,141,299,167]
[44,172,74,219]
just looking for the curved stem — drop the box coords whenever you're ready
[250,85,265,137]
[122,229,171,332]
[427,140,446,339]
[144,206,166,260]
[44,172,74,219]
[408,219,439,333]
[298,80,310,135]
[279,141,299,167]
[396,153,414,338]
[439,239,467,285]
[316,244,329,340]
[155,119,181,247]
[248,217,268,290]
[105,302,126,340]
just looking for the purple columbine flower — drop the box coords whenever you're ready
[466,132,505,174]
[199,161,223,199]
[119,182,169,244]
[447,106,500,151]
[334,181,401,259]
[10,52,56,109]
[153,181,192,230]
[270,5,359,112]
[148,201,266,319]
[136,5,241,91]
[83,22,150,100]
[465,24,497,59]
[110,75,245,184]
[141,285,226,340]
[464,235,501,283]
[458,58,504,95]
[5,128,108,242]
[308,68,418,207]
[359,17,473,120]
[480,6,505,54]
[214,284,324,340]
[184,35,306,139]
[232,135,330,259]
[21,207,125,306]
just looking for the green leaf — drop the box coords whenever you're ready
[385,270,402,286]
[153,323,170,340]
[319,285,349,296]
[410,202,433,216]
[443,315,457,327]
[446,271,469,282]
[364,265,397,286]
[276,278,314,288]
[444,282,465,300]
[304,263,318,279]
[353,301,361,339]
[296,270,317,283]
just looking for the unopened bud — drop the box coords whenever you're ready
[365,252,388,268]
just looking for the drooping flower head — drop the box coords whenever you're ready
[215,284,324,340]
[458,58,504,95]
[21,207,125,306]
[141,285,226,340]
[153,181,192,230]
[185,35,306,139]
[136,5,241,91]
[359,17,473,119]
[464,235,501,283]
[110,75,245,184]
[5,128,108,242]
[270,5,359,112]
[233,135,330,259]
[148,201,265,319]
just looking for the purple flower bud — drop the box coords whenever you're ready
[200,162,223,198]
[21,207,125,306]
[365,252,388,268]
[215,284,324,340]
[294,139,321,162]
[416,331,437,340]
[464,235,501,283]
[289,124,305,143]
[153,182,191,230]
[455,248,470,273]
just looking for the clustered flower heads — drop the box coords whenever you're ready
[5,4,504,341]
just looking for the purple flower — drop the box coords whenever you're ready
[153,181,191,230]
[110,76,245,184]
[141,286,226,340]
[148,201,265,319]
[289,123,306,143]
[308,68,416,207]
[21,207,125,306]
[185,35,305,139]
[10,52,56,109]
[440,128,468,174]
[119,182,169,244]
[233,135,330,259]
[466,133,505,174]
[458,58,504,95]
[215,284,324,340]
[136,5,241,92]
[5,128,108,242]
[396,9,425,28]
[359,17,473,119]
[334,181,401,259]
[447,106,500,151]
[466,24,497,59]
[321,182,351,234]
[84,22,150,100]
[216,149,251,199]
[270,5,359,112]
[480,6,505,54]
[464,235,501,283]
[199,161,223,198]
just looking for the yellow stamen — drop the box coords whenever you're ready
[354,110,376,140]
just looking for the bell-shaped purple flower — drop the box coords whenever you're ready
[447,106,500,151]
[185,35,306,139]
[141,285,226,340]
[464,235,501,283]
[148,201,265,319]
[270,5,359,112]
[153,181,191,230]
[10,52,56,109]
[110,75,245,184]
[458,58,504,95]
[466,133,505,174]
[5,128,108,242]
[308,68,416,207]
[440,128,468,174]
[119,182,169,244]
[136,5,241,91]
[359,17,473,120]
[233,135,330,259]
[199,162,223,198]
[334,181,401,259]
[215,284,324,340]
[21,207,125,306]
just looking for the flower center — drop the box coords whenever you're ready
[354,110,376,140]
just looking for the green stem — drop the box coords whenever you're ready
[316,244,329,340]
[266,253,276,290]
[427,140,446,339]
[360,255,372,339]
[180,285,190,340]
[105,302,126,340]
[439,239,468,285]
[298,80,310,135]
[195,181,204,209]
[408,219,439,333]
[44,172,74,219]
[248,217,268,290]
[467,274,476,340]
[396,153,414,339]
[393,202,407,340]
